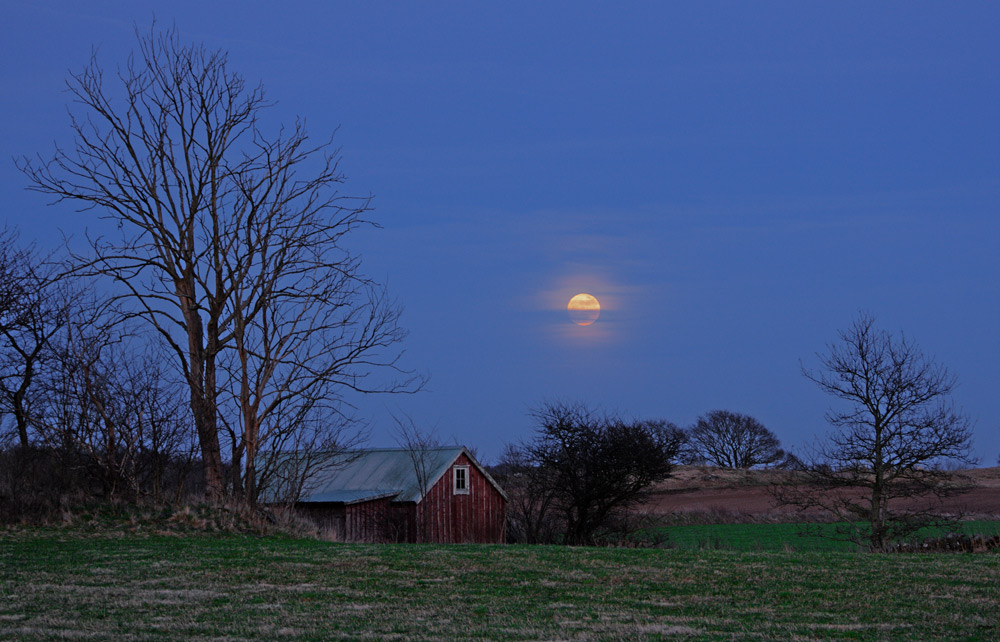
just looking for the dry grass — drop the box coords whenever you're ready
[656,465,797,490]
[958,466,1000,487]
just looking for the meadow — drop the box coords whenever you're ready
[642,520,1000,552]
[2,527,999,641]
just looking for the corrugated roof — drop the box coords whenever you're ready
[299,447,467,504]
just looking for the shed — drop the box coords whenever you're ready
[290,447,507,544]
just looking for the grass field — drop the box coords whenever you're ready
[645,520,1000,552]
[2,529,999,641]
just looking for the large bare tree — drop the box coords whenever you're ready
[778,313,973,550]
[19,26,415,501]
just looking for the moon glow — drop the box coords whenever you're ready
[567,293,601,326]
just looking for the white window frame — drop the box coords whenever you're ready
[453,465,470,495]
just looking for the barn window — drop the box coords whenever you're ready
[453,465,470,495]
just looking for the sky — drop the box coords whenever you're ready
[2,2,998,464]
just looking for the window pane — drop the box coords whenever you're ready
[454,466,468,493]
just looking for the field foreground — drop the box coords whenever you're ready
[2,531,999,641]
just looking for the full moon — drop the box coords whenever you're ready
[567,293,601,326]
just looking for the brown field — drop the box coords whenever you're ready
[642,465,1000,522]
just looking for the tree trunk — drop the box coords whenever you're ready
[11,349,38,450]
[244,451,258,509]
[192,392,224,502]
[178,275,225,502]
[870,428,886,551]
[12,389,29,450]
[186,336,224,502]
[870,481,884,550]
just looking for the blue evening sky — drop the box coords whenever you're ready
[3,2,998,463]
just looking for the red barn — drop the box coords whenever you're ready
[291,447,507,544]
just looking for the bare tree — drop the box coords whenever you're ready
[20,26,416,501]
[250,410,362,507]
[524,402,684,545]
[24,293,181,501]
[778,313,974,550]
[688,410,785,468]
[0,230,74,451]
[391,412,443,497]
[220,186,416,505]
[0,232,198,506]
[492,443,560,544]
[114,352,196,502]
[0,229,22,321]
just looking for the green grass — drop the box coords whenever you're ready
[2,529,999,641]
[643,521,1000,552]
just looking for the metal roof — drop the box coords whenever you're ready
[299,447,467,504]
[303,489,403,504]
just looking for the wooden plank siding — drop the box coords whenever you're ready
[413,453,506,543]
[345,498,391,542]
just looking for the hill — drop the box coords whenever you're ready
[643,466,1000,522]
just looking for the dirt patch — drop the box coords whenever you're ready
[648,486,792,516]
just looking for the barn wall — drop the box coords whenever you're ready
[294,502,346,541]
[415,453,506,544]
[392,503,417,543]
[345,498,405,543]
[296,500,414,543]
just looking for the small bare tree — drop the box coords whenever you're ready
[115,353,196,502]
[777,313,974,550]
[27,296,194,502]
[0,230,72,451]
[391,412,443,497]
[688,410,785,468]
[492,443,560,544]
[250,412,361,507]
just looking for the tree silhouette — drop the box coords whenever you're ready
[688,410,784,468]
[522,401,683,545]
[777,313,973,550]
[20,26,418,501]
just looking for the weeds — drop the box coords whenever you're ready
[1,501,320,540]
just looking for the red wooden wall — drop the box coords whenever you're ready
[412,453,506,544]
